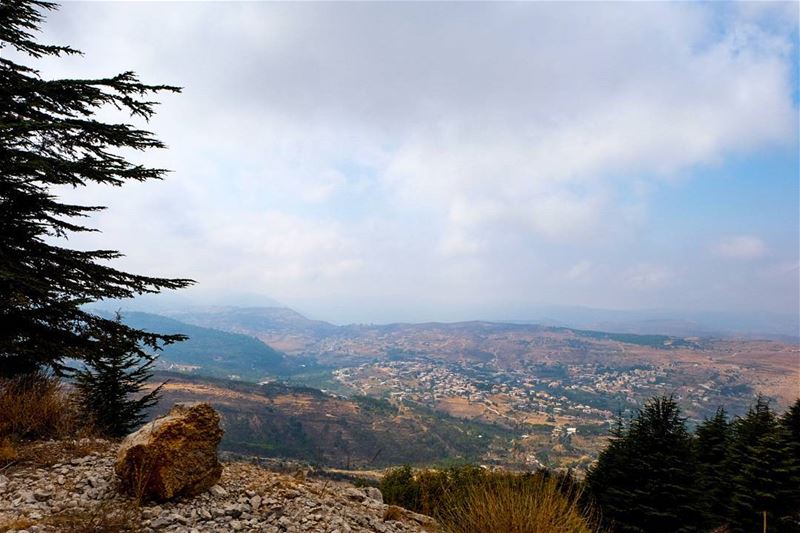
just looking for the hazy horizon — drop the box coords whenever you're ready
[25,2,800,326]
[92,290,798,341]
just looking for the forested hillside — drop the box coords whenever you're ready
[117,312,288,379]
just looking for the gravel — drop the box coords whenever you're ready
[0,439,435,533]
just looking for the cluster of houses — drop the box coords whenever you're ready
[332,355,743,432]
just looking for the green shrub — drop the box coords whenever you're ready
[380,465,421,511]
[380,465,597,532]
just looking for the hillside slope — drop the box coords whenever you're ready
[167,306,713,362]
[147,372,510,468]
[170,306,337,354]
[118,311,288,379]
[162,306,799,411]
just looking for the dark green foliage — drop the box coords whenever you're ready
[115,311,286,378]
[587,396,700,533]
[74,314,164,438]
[352,395,398,416]
[0,0,192,377]
[588,395,800,533]
[726,396,798,533]
[781,399,800,442]
[381,465,502,516]
[694,407,731,528]
[381,466,422,512]
[559,328,698,349]
[778,399,800,531]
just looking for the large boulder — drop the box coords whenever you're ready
[115,402,224,501]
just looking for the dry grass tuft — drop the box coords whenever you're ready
[0,517,36,533]
[0,438,18,464]
[10,438,111,469]
[438,474,597,533]
[275,477,300,490]
[0,373,87,442]
[383,505,405,522]
[127,452,159,504]
[44,499,142,532]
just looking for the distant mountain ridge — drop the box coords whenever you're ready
[154,306,725,371]
[169,306,337,339]
[167,306,338,355]
[97,310,289,379]
[514,305,799,342]
[84,306,797,415]
[116,290,799,341]
[162,305,798,343]
[167,306,704,348]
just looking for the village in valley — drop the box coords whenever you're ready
[327,350,767,471]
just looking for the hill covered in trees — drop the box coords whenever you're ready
[112,311,289,379]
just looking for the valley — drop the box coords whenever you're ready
[146,372,511,469]
[121,306,798,473]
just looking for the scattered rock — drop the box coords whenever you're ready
[150,516,173,528]
[208,484,227,498]
[249,494,262,509]
[0,439,434,533]
[32,489,52,502]
[115,402,224,501]
[364,486,383,503]
[343,487,366,501]
[224,503,243,517]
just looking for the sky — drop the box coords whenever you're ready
[20,1,800,325]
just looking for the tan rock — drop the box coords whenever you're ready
[115,402,224,501]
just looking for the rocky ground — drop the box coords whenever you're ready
[0,439,435,533]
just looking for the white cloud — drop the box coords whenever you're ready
[564,261,594,282]
[21,1,799,320]
[715,235,768,260]
[300,170,347,204]
[625,264,676,291]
